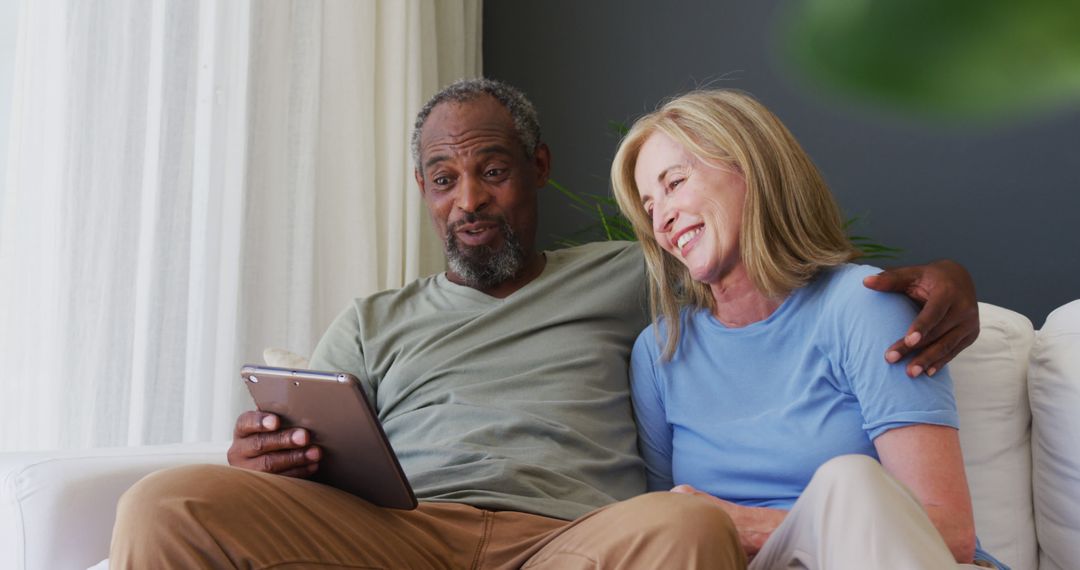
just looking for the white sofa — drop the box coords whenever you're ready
[1,301,1077,570]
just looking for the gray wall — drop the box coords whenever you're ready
[483,0,1079,326]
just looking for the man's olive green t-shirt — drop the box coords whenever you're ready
[309,241,650,521]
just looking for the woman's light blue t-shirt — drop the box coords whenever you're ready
[631,264,959,506]
[630,263,1005,567]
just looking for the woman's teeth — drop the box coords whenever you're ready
[676,227,702,249]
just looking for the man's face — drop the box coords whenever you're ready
[414,96,549,289]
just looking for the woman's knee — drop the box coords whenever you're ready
[804,454,914,510]
[811,454,885,486]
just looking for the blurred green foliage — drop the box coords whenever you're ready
[779,0,1080,121]
[548,178,636,247]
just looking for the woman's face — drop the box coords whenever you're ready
[633,131,748,285]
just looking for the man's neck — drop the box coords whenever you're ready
[448,251,547,299]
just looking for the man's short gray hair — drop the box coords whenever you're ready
[410,78,541,173]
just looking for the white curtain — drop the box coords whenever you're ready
[0,0,481,452]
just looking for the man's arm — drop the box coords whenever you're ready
[862,260,979,378]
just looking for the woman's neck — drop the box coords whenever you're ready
[708,266,785,328]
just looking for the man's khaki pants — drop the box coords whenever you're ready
[109,464,745,569]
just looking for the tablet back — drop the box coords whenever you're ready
[241,365,417,510]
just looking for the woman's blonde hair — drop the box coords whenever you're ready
[611,89,857,359]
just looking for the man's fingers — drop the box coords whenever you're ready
[884,321,940,362]
[862,267,919,294]
[277,463,319,479]
[898,295,979,368]
[256,445,320,474]
[884,296,952,363]
[884,338,909,364]
[884,314,953,368]
[234,410,279,437]
[904,326,970,378]
[227,407,322,473]
[925,329,980,377]
[872,259,980,374]
[886,309,979,373]
[243,428,310,458]
[905,296,951,344]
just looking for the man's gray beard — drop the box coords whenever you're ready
[445,218,527,290]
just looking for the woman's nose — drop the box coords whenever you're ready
[653,203,675,234]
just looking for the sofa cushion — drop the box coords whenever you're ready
[1029,299,1080,570]
[949,302,1036,570]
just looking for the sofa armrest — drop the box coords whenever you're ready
[0,442,229,570]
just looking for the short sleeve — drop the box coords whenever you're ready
[630,327,675,491]
[831,266,960,440]
[309,302,377,406]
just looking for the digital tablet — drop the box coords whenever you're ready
[240,364,417,510]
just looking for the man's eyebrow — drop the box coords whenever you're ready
[424,154,449,171]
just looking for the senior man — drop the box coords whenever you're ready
[110,78,979,569]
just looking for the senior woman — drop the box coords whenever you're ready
[611,90,1004,569]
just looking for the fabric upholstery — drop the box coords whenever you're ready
[1029,300,1080,570]
[950,302,1037,570]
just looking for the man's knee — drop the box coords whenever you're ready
[115,464,243,535]
[620,491,738,543]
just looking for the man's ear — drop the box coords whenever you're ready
[533,143,551,188]
[414,168,425,195]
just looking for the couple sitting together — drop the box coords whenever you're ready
[110,79,1004,569]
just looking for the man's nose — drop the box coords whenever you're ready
[457,176,490,213]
